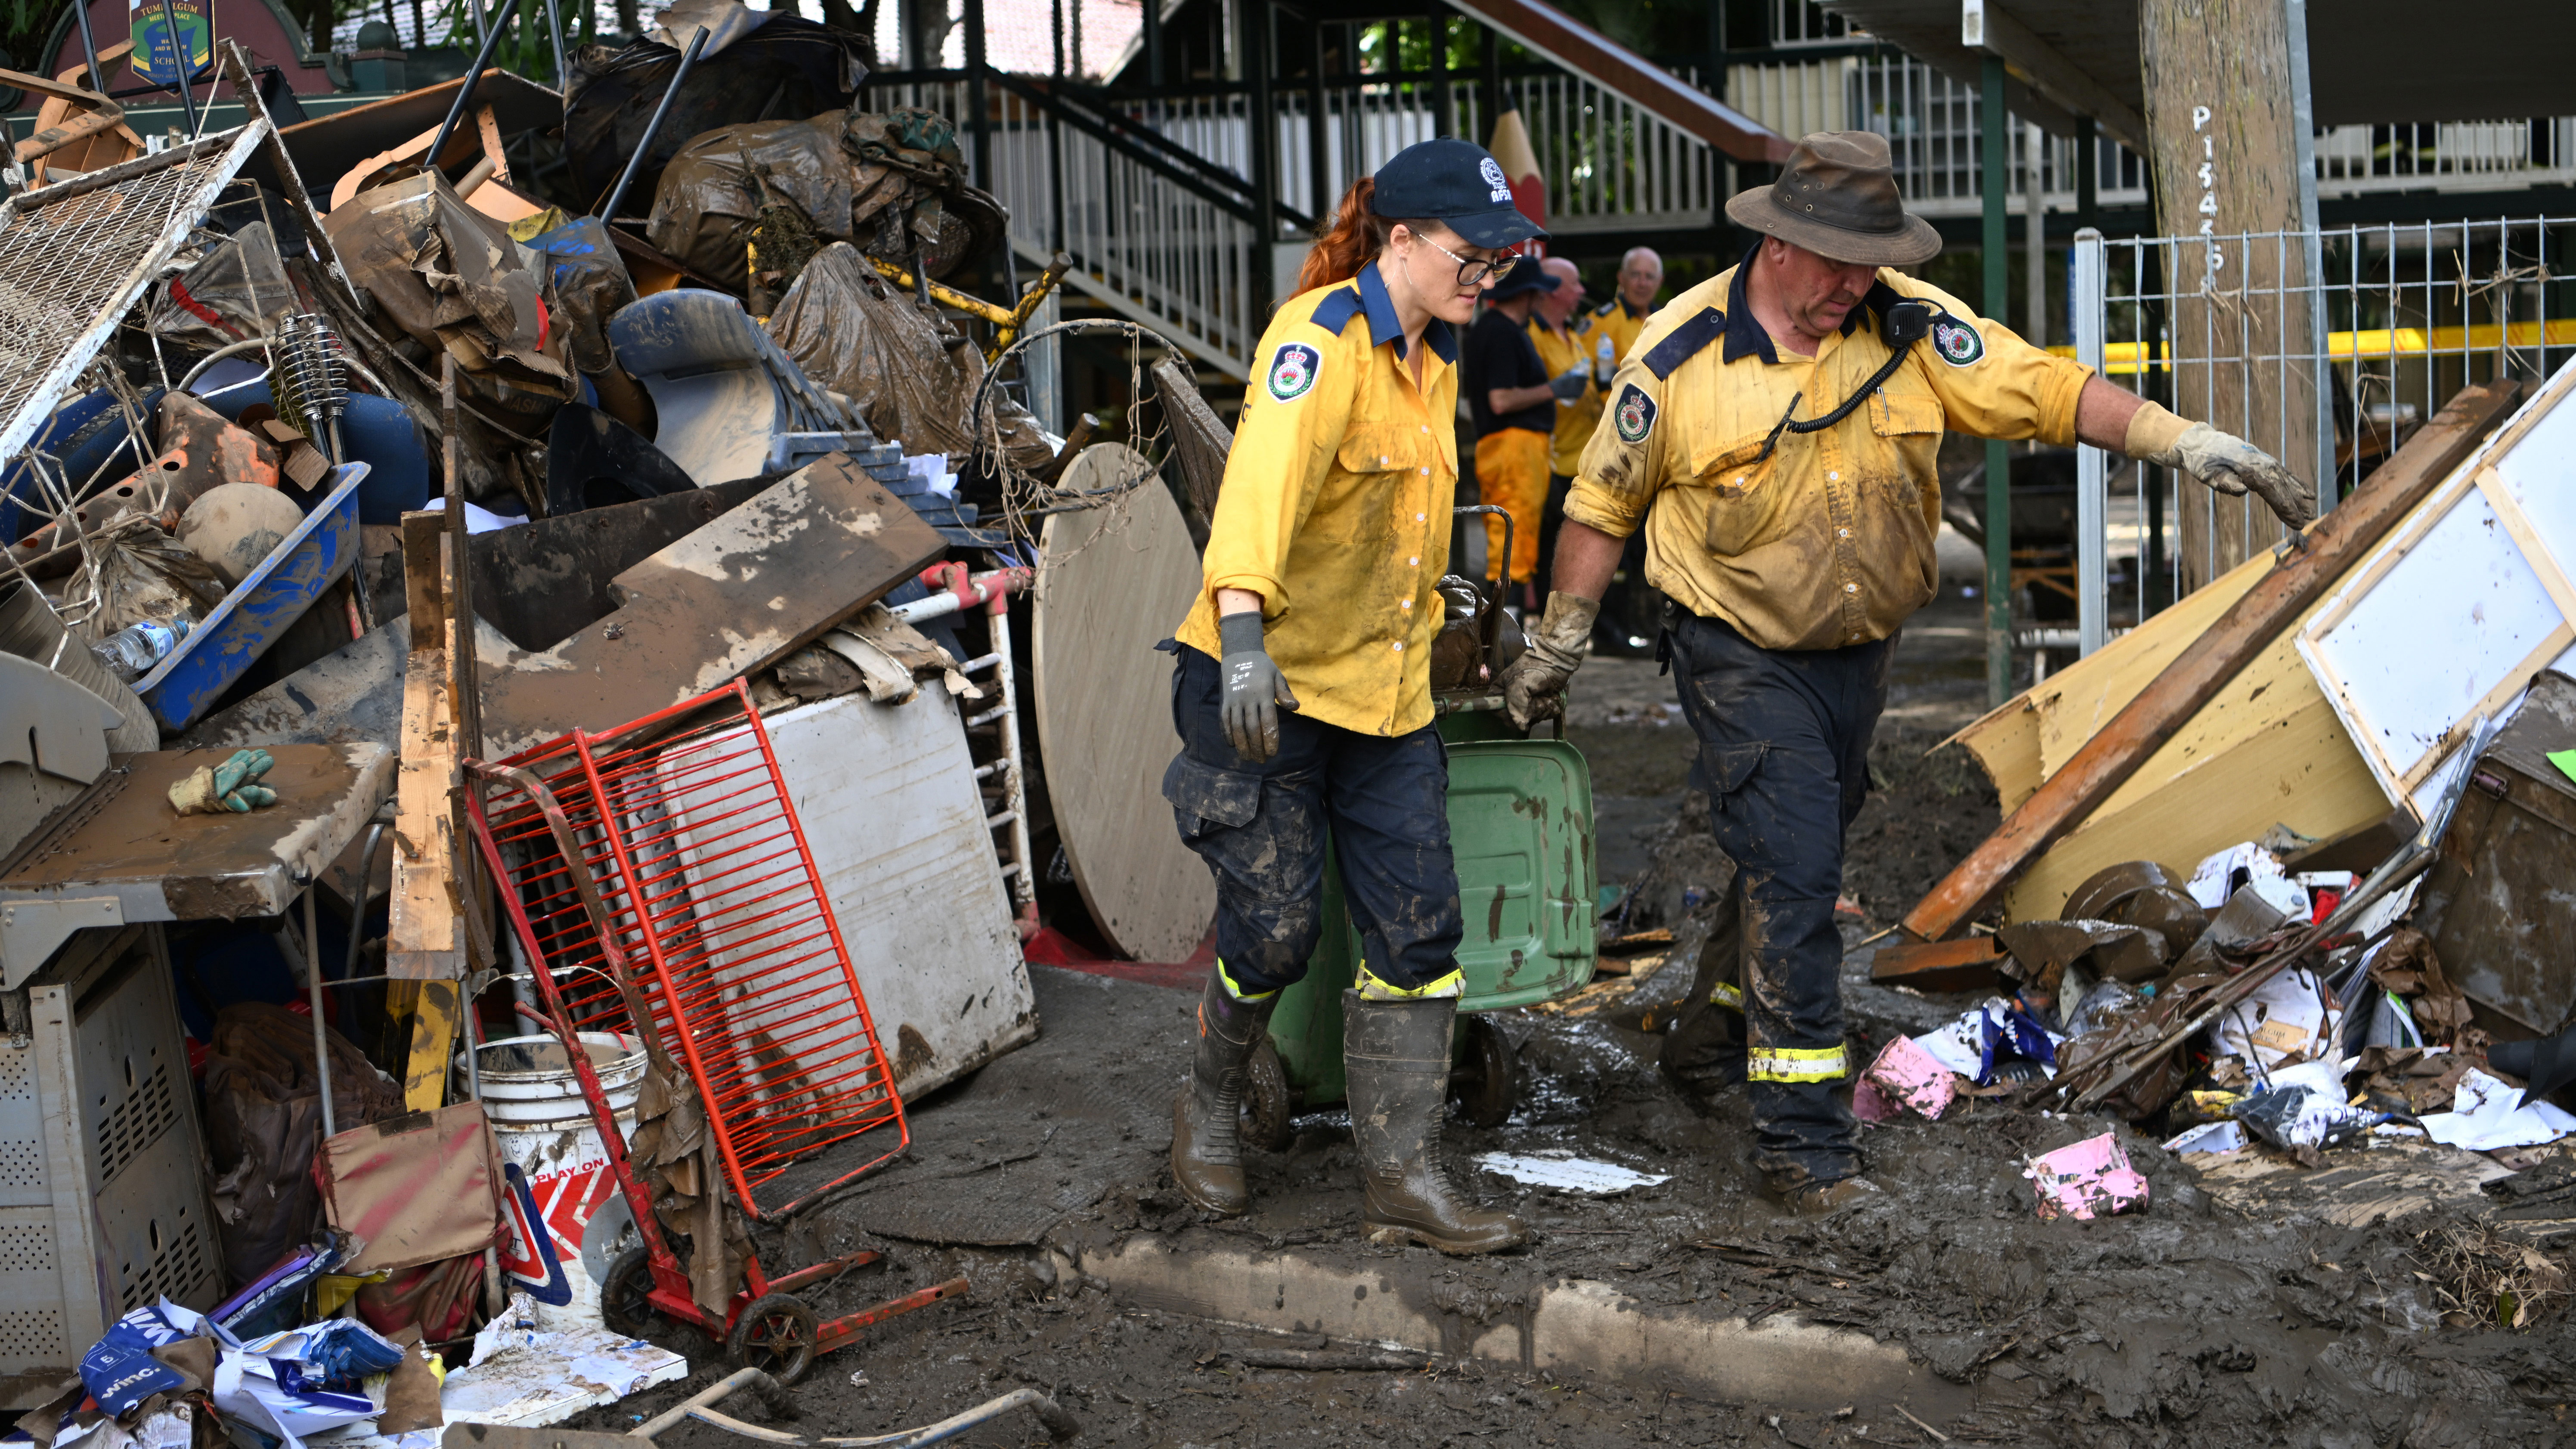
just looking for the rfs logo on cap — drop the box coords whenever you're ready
[1479,156,1511,203]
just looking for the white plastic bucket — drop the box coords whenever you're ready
[467,1032,645,1328]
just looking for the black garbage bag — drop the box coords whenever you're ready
[561,13,869,216]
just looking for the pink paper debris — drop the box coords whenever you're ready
[1852,1077,1904,1124]
[2023,1132,2152,1221]
[1862,1034,1959,1120]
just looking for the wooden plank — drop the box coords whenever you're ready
[477,455,946,757]
[1944,545,2270,812]
[1941,696,2043,815]
[2003,692,2391,921]
[391,979,460,1112]
[1032,446,1216,963]
[2032,548,2270,782]
[1903,380,2522,941]
[2139,0,2318,586]
[1867,936,2007,994]
[387,510,463,987]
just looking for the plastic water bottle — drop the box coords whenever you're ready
[90,616,192,681]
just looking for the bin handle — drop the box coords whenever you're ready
[1452,505,1512,675]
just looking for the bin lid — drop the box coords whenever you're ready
[1447,738,1597,1012]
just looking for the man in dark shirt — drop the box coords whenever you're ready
[1464,260,1583,607]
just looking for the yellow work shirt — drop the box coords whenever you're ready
[1176,264,1459,736]
[1566,257,2091,652]
[1528,312,1603,478]
[1591,295,1650,368]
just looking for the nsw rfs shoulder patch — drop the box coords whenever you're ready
[1266,342,1322,401]
[1929,315,1985,367]
[1613,382,1657,443]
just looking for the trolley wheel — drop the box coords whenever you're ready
[728,1293,821,1386]
[600,1246,660,1340]
[1449,1014,1517,1130]
[1240,1036,1294,1152]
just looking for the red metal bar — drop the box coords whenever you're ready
[813,1277,971,1355]
[465,788,722,1337]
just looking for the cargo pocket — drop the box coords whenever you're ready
[1162,753,1263,840]
[1690,742,1767,810]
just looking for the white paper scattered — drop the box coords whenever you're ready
[2212,966,2343,1077]
[2164,1121,2246,1155]
[1476,1151,1670,1195]
[420,497,525,534]
[2418,1067,2576,1151]
[2188,842,2292,911]
[2347,879,2421,942]
[565,1353,654,1398]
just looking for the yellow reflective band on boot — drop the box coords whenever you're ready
[1355,963,1464,1002]
[1217,958,1277,1003]
[1746,1045,1848,1082]
[1709,981,1745,1012]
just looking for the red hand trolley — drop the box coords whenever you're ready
[467,681,959,1383]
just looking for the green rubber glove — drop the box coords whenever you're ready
[1217,610,1298,764]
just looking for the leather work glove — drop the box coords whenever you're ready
[169,748,278,816]
[2125,402,2313,529]
[1548,363,1590,403]
[1499,592,1600,730]
[1594,333,1616,386]
[1217,610,1298,764]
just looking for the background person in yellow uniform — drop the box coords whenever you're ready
[1584,246,1667,653]
[1464,258,1583,611]
[1161,138,1542,1257]
[1529,256,1614,599]
[1501,133,2310,1215]
[1594,245,1663,363]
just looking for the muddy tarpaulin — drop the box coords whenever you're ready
[518,214,640,378]
[147,221,296,348]
[322,170,571,416]
[645,117,878,292]
[203,1003,403,1287]
[561,12,868,218]
[765,243,1052,468]
[323,1100,505,1274]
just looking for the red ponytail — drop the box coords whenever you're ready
[1294,177,1438,294]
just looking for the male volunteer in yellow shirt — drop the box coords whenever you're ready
[1528,257,1614,597]
[1578,247,1666,650]
[1501,133,2310,1213]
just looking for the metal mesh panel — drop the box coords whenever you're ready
[0,131,258,460]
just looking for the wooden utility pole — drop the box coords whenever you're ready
[2137,0,2319,589]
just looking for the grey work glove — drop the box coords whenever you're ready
[1217,610,1298,763]
[1498,591,1599,730]
[2141,419,2314,530]
[1593,333,1616,386]
[1548,363,1589,403]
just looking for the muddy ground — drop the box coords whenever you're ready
[577,571,2576,1448]
[584,959,2576,1449]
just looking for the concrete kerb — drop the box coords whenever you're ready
[1057,1231,1977,1418]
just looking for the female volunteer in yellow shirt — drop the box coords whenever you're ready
[1159,139,1539,1257]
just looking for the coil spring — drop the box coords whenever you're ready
[271,312,348,444]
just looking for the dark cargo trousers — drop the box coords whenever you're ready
[1667,613,1893,1186]
[1159,645,1465,997]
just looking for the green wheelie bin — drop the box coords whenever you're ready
[1238,507,1598,1146]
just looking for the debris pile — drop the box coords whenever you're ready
[1814,367,2576,1208]
[0,10,1188,1435]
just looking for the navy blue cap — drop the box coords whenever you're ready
[1484,257,1558,300]
[1371,138,1547,250]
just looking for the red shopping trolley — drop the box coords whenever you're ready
[467,681,958,1381]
